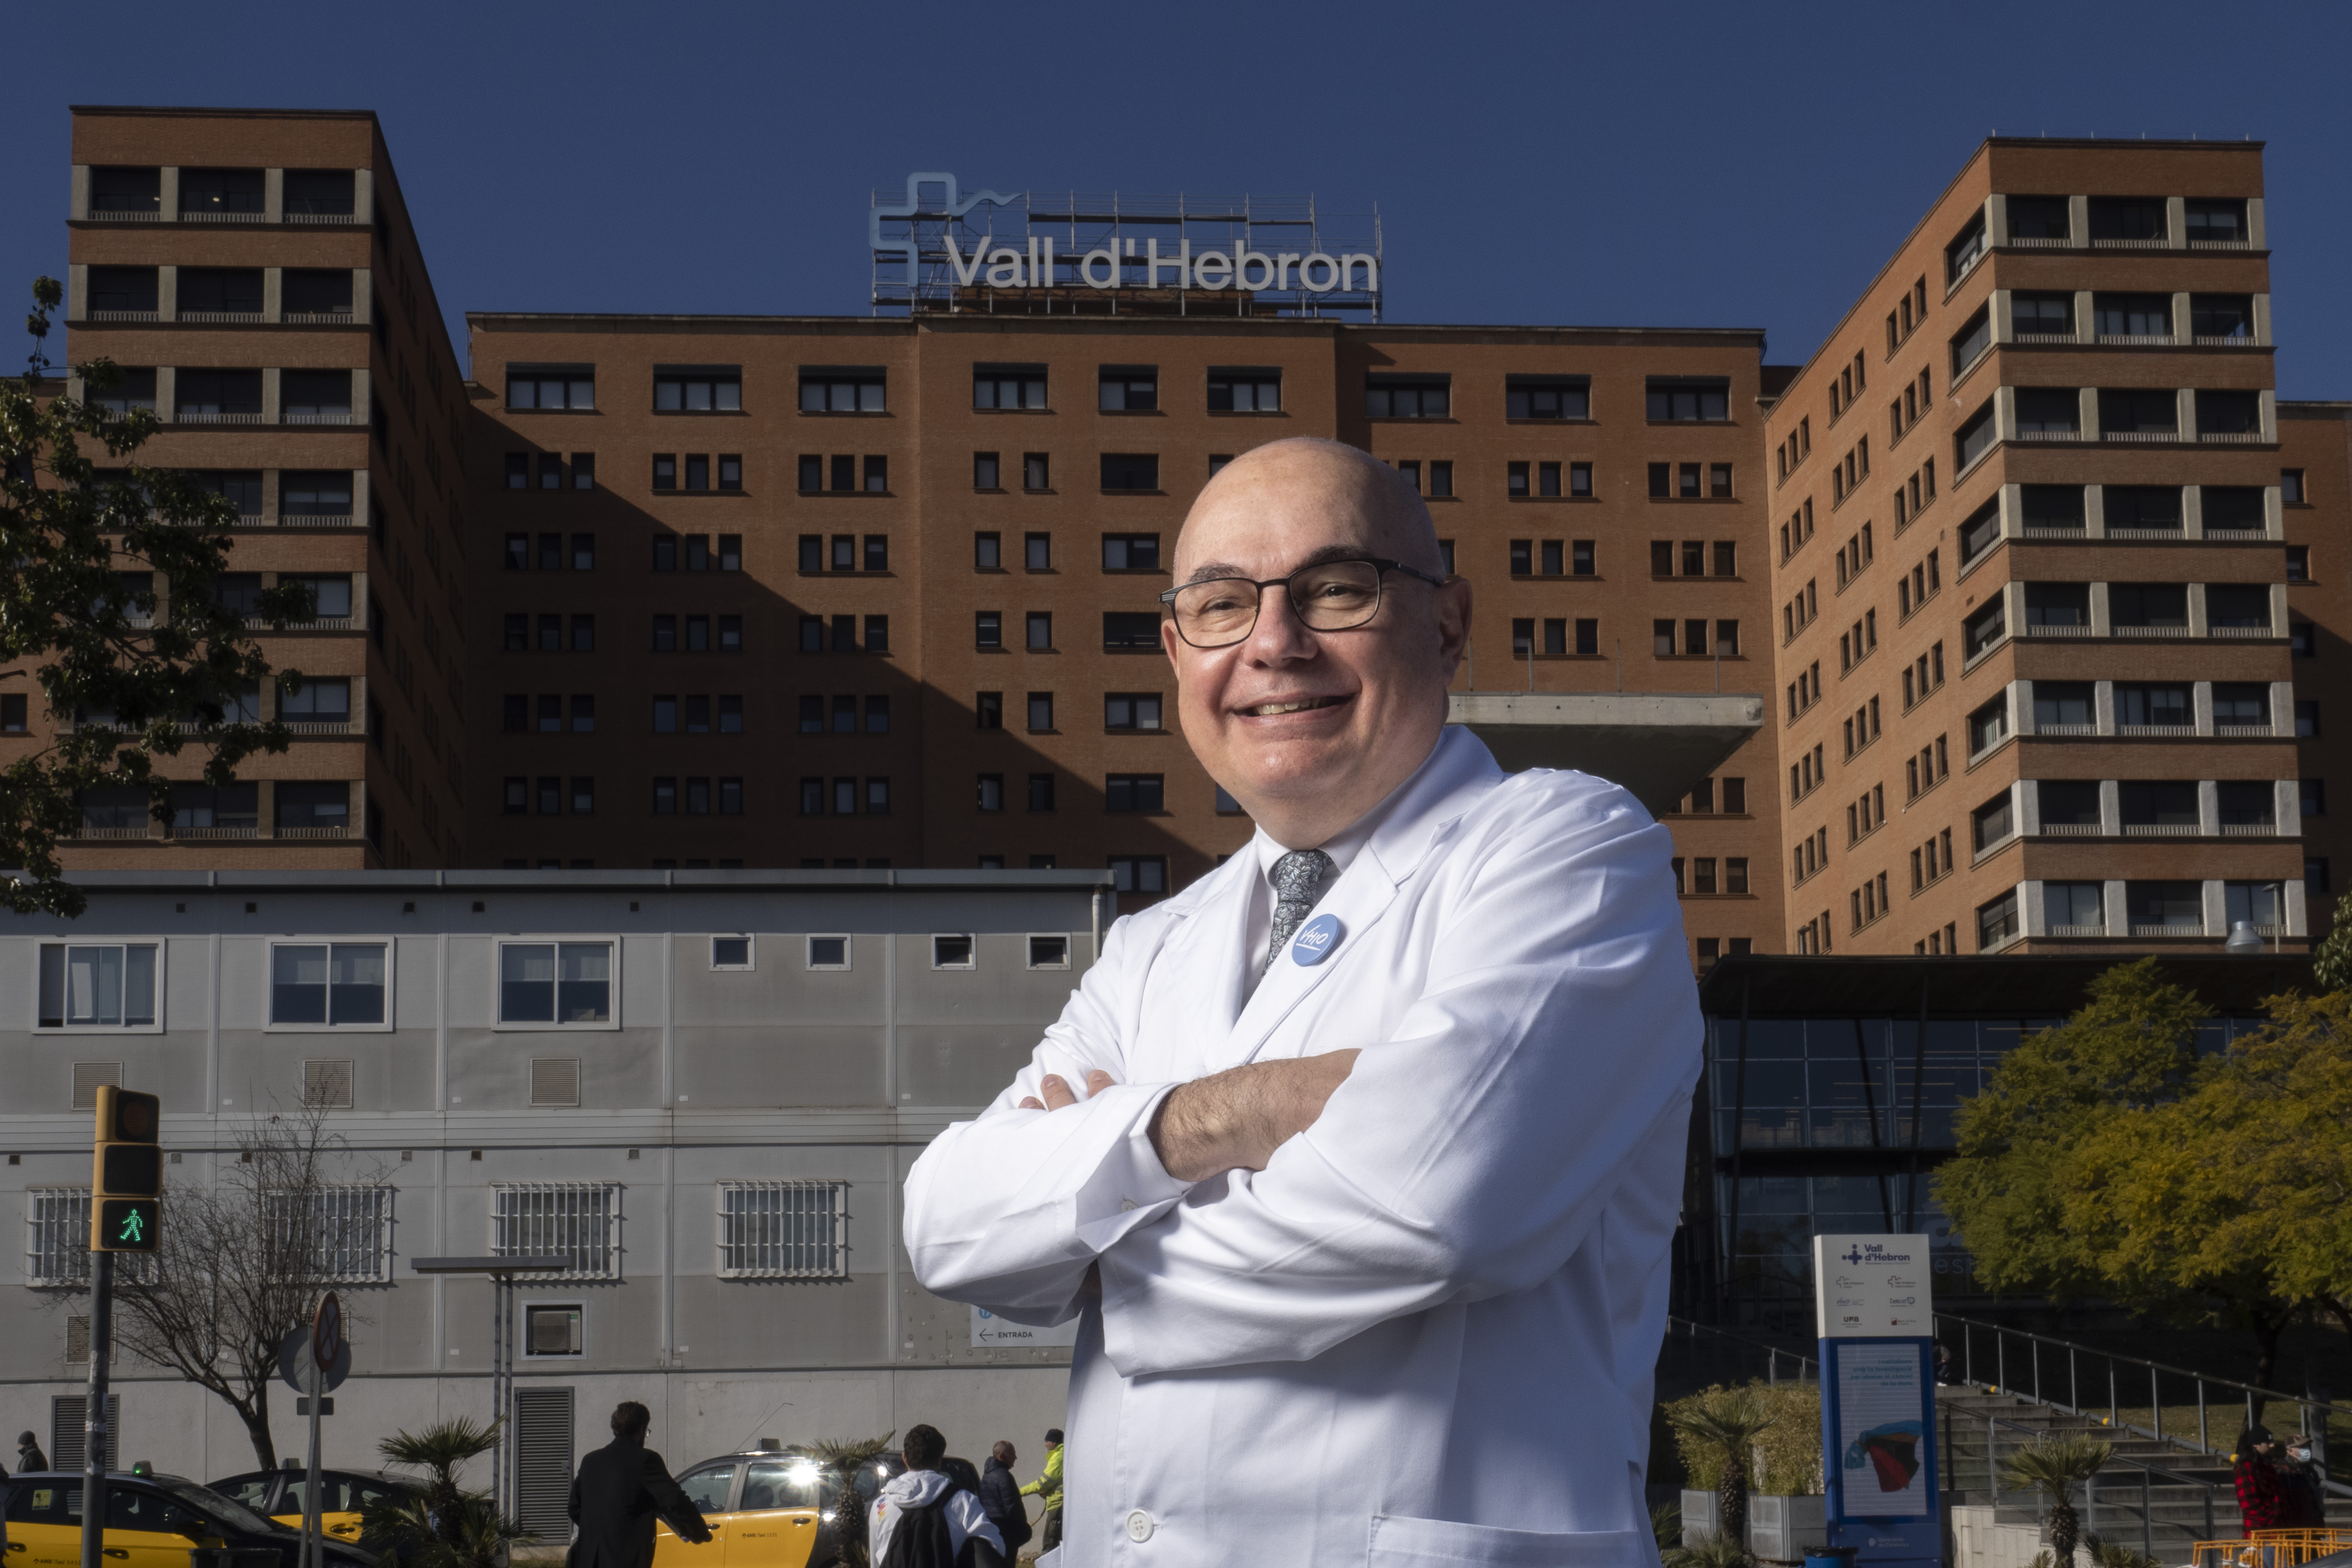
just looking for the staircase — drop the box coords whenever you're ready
[1937,1386,2351,1565]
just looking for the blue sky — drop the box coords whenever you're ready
[7,0,2350,395]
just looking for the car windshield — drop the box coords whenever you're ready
[156,1478,282,1535]
[214,1476,277,1513]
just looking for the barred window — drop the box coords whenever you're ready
[27,1189,90,1286]
[493,1182,620,1278]
[268,1185,393,1283]
[716,1181,848,1280]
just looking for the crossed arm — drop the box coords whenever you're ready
[1020,1053,1360,1182]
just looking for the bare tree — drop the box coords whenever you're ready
[106,1096,382,1468]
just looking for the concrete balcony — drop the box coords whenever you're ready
[1447,691,1765,816]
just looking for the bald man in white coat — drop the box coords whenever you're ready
[905,438,1702,1568]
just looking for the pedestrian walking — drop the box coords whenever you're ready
[868,1424,1006,1568]
[2276,1432,2327,1529]
[978,1443,1031,1560]
[2234,1425,2287,1552]
[1017,1428,1063,1554]
[565,1401,713,1568]
[16,1433,45,1473]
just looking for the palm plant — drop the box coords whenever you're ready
[359,1416,538,1568]
[1665,1533,1753,1568]
[1998,1433,2112,1567]
[1667,1387,1777,1560]
[787,1433,896,1568]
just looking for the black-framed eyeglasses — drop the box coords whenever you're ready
[1157,556,1448,649]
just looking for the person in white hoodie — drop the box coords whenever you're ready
[868,1424,1007,1568]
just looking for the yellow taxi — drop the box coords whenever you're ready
[208,1468,423,1557]
[653,1447,905,1568]
[3,1470,375,1568]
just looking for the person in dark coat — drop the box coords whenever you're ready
[566,1401,712,1568]
[2277,1432,2328,1528]
[16,1434,46,1474]
[976,1443,1030,1558]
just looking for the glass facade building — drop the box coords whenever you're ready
[1683,954,2306,1333]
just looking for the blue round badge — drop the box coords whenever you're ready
[1291,913,1345,966]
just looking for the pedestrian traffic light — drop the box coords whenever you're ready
[91,1087,161,1253]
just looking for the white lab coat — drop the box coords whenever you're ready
[905,727,1701,1567]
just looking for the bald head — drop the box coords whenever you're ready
[1178,438,1445,580]
[1161,436,1472,849]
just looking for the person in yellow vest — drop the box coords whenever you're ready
[1017,1429,1063,1554]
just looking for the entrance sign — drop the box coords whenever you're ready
[1812,1235,1940,1568]
[971,1307,1080,1348]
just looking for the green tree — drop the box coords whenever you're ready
[3,276,306,915]
[1665,1387,1777,1562]
[360,1417,538,1568]
[2310,894,2352,994]
[1938,960,2352,1392]
[1998,1433,2111,1566]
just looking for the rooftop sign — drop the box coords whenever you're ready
[869,172,1382,319]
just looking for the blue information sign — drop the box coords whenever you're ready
[1812,1234,1941,1568]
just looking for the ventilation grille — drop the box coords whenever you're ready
[71,1062,122,1111]
[528,1057,581,1108]
[303,1059,354,1109]
[511,1387,576,1538]
[51,1394,114,1473]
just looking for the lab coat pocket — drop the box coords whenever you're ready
[1367,1517,1645,1567]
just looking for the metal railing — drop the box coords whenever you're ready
[1664,1317,1818,1383]
[1937,1311,2341,1468]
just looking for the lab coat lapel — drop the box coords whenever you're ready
[1148,854,1252,1073]
[1213,726,1506,1071]
[1218,851,1401,1069]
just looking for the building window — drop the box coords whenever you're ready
[2282,468,2306,505]
[1025,453,1051,490]
[975,364,1048,410]
[1099,367,1157,412]
[800,368,885,412]
[653,368,742,412]
[975,452,1001,489]
[1102,534,1161,571]
[1110,856,1168,894]
[267,942,391,1029]
[807,935,851,969]
[1506,376,1589,420]
[35,944,162,1031]
[1366,377,1450,418]
[491,1182,618,1276]
[977,774,1005,812]
[1106,775,1165,813]
[716,1181,849,1278]
[1104,612,1162,651]
[1027,692,1054,732]
[1028,773,1056,812]
[975,612,1001,649]
[1208,370,1281,411]
[1101,454,1159,491]
[506,369,595,411]
[975,532,1002,570]
[495,942,616,1028]
[1025,533,1052,571]
[1026,613,1053,650]
[1645,378,1729,422]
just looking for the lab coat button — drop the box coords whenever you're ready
[1125,1509,1155,1542]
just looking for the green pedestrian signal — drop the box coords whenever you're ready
[95,1198,160,1254]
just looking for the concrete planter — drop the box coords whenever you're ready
[1680,1490,1827,1562]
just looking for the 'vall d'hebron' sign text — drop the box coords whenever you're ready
[872,171,1379,298]
[938,233,1377,294]
[1810,1233,1934,1338]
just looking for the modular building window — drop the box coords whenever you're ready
[492,1182,619,1276]
[267,941,392,1029]
[717,1181,850,1278]
[496,941,618,1028]
[35,943,163,1031]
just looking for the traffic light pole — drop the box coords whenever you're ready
[79,1249,112,1568]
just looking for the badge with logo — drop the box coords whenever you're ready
[1291,913,1344,966]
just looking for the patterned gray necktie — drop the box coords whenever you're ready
[1265,849,1336,973]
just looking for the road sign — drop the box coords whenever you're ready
[277,1326,351,1394]
[313,1294,343,1370]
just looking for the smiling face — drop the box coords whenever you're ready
[1165,439,1471,848]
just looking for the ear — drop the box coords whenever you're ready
[1432,577,1472,681]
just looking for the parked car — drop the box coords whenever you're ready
[5,1470,377,1568]
[208,1467,425,1558]
[652,1447,907,1568]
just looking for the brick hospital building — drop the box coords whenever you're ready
[24,105,2352,960]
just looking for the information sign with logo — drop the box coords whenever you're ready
[1811,1234,1940,1568]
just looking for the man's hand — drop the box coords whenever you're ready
[1016,1054,1362,1182]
